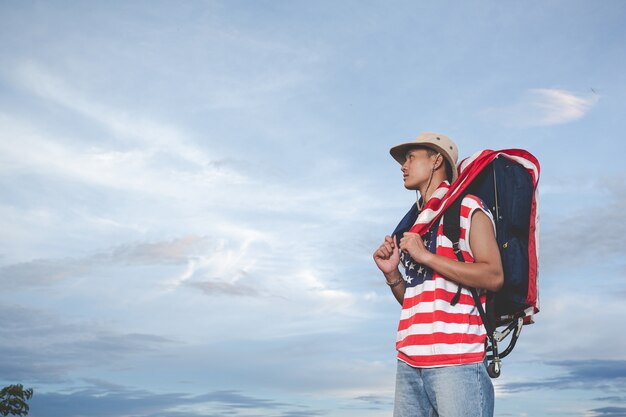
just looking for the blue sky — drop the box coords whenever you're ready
[1,1,625,416]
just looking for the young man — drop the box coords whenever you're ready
[373,132,504,417]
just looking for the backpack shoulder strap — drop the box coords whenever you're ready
[443,196,464,261]
[442,197,465,306]
[442,194,495,334]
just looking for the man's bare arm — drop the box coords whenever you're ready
[399,211,504,292]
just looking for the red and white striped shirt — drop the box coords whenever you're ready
[397,183,495,368]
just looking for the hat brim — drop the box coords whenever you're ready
[389,142,458,182]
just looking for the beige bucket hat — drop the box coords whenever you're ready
[389,132,459,182]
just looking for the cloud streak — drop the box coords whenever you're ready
[588,407,626,417]
[28,382,322,417]
[0,112,242,198]
[0,232,279,301]
[540,176,626,272]
[12,61,213,168]
[501,360,626,393]
[0,304,176,383]
[529,88,598,125]
[483,88,599,127]
[0,236,208,288]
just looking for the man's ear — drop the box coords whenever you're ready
[433,153,444,170]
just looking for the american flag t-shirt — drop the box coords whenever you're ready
[396,189,494,367]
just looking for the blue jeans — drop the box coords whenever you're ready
[393,360,494,417]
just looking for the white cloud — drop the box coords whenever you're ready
[540,176,626,270]
[0,112,244,199]
[294,268,356,313]
[162,229,269,295]
[538,178,597,196]
[531,88,598,125]
[483,88,599,127]
[0,235,209,288]
[0,303,176,382]
[1,62,377,219]
[0,62,251,201]
[13,62,207,161]
[520,288,626,361]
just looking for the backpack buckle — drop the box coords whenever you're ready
[453,241,462,255]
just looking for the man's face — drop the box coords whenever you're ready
[401,148,435,190]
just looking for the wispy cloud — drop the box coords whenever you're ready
[540,176,626,271]
[501,360,626,393]
[530,88,599,125]
[0,304,175,383]
[595,397,626,403]
[588,407,626,417]
[12,61,213,168]
[0,112,243,198]
[352,395,394,410]
[0,62,380,239]
[28,382,322,417]
[483,88,599,127]
[0,228,361,313]
[0,232,286,301]
[0,236,209,289]
[0,62,254,210]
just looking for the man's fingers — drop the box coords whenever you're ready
[375,245,390,259]
[375,236,401,261]
[399,233,418,251]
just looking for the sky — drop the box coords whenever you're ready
[1,1,625,416]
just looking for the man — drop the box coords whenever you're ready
[373,132,504,417]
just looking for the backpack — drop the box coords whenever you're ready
[394,149,540,378]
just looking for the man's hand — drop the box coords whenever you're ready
[373,235,400,274]
[374,235,405,305]
[397,211,504,292]
[399,232,432,264]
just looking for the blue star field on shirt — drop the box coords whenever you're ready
[399,221,438,287]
